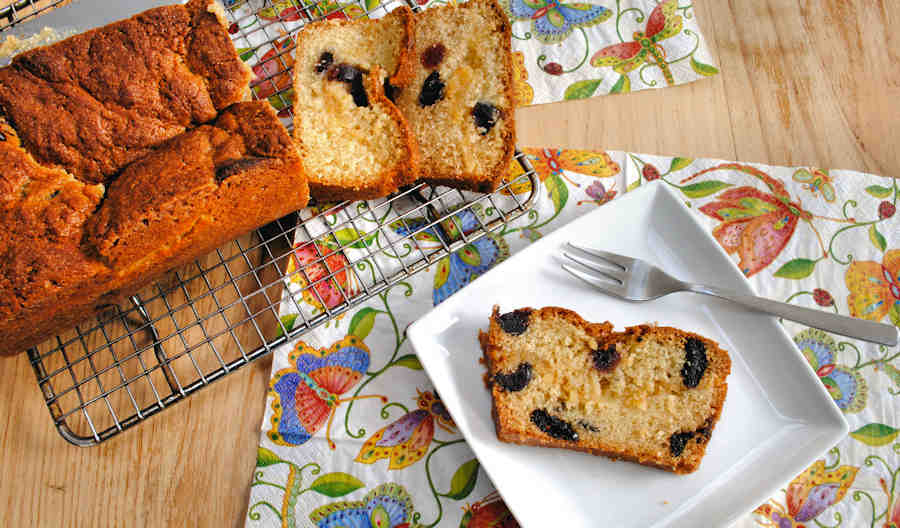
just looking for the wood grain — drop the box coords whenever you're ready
[0,1,897,526]
[518,0,900,178]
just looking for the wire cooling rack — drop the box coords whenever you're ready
[22,0,538,446]
[0,0,69,30]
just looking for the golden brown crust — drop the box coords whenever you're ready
[0,0,249,185]
[480,306,731,474]
[0,121,113,354]
[87,102,308,281]
[385,7,416,88]
[492,420,703,473]
[0,102,307,357]
[185,0,253,107]
[0,4,307,357]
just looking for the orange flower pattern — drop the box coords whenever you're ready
[505,148,620,195]
[845,249,900,325]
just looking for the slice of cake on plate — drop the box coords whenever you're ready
[479,306,731,474]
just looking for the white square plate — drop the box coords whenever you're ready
[407,182,848,528]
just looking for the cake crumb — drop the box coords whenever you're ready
[0,27,75,60]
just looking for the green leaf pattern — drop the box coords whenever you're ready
[773,258,818,279]
[251,149,900,528]
[850,423,899,446]
[563,79,603,100]
[309,473,365,498]
[233,3,893,516]
[445,459,479,500]
[680,180,732,198]
[348,308,378,340]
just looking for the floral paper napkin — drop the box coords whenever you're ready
[504,0,719,104]
[237,1,900,527]
[246,148,900,528]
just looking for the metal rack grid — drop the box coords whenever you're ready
[0,0,68,31]
[22,0,538,445]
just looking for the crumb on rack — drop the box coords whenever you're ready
[0,27,75,60]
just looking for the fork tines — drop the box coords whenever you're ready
[561,242,630,295]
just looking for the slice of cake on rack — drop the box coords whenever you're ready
[292,6,418,200]
[395,0,515,193]
[479,306,731,474]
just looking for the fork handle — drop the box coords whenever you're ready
[684,283,899,347]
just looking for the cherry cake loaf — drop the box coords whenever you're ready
[479,306,731,474]
[0,0,251,185]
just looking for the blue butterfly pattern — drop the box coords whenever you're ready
[389,206,509,306]
[309,483,414,528]
[503,0,612,43]
[794,328,867,413]
[268,336,377,448]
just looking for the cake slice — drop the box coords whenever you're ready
[479,306,731,474]
[292,7,418,200]
[395,0,515,192]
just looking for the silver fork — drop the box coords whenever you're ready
[561,242,899,347]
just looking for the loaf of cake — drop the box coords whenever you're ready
[292,7,418,200]
[0,0,251,185]
[479,306,731,474]
[395,0,515,192]
[87,101,309,282]
[0,101,308,357]
[0,0,314,356]
[0,120,116,357]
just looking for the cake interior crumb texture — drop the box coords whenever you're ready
[292,8,417,199]
[480,306,731,474]
[396,0,515,192]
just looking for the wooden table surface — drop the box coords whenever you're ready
[1,1,898,526]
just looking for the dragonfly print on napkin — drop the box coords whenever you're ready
[355,389,456,470]
[498,0,719,103]
[754,458,858,528]
[589,0,683,87]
